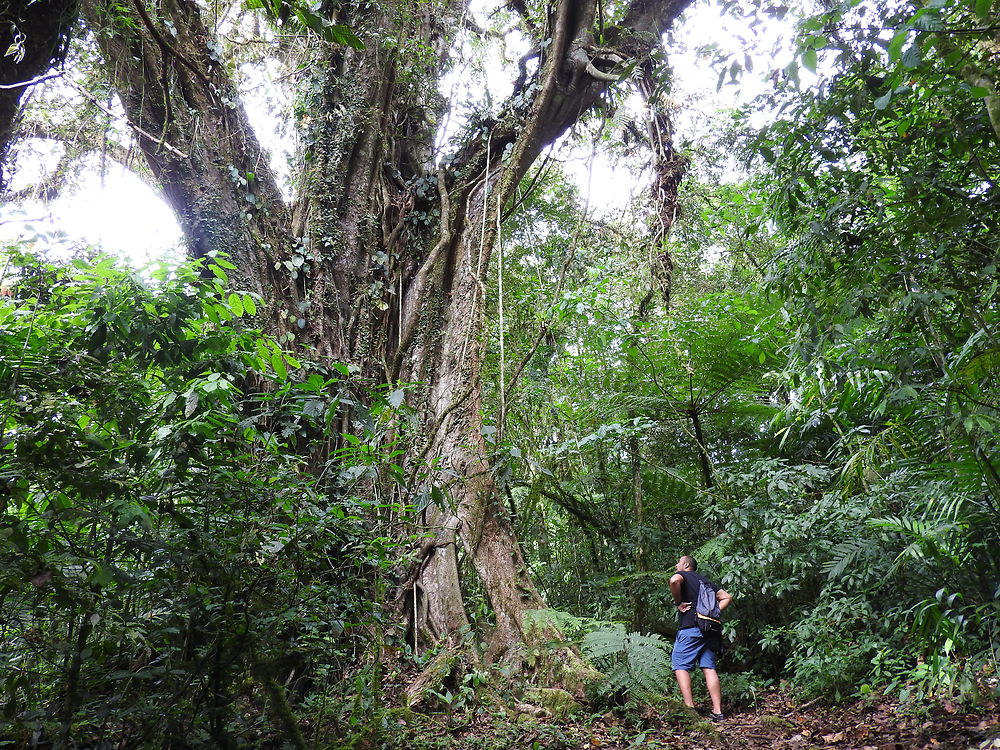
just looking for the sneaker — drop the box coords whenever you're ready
[709,712,726,722]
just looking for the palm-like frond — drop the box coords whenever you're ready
[582,626,674,696]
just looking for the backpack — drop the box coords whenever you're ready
[694,579,725,656]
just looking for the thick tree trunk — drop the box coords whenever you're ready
[637,59,687,316]
[82,0,293,305]
[83,0,695,672]
[399,0,694,664]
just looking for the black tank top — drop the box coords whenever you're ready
[677,570,719,630]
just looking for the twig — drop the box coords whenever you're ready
[0,72,63,90]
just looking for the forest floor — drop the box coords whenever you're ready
[365,690,999,750]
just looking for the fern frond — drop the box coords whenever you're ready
[822,539,867,580]
[524,608,622,641]
[621,632,674,693]
[582,627,674,696]
[695,535,731,565]
[582,625,630,662]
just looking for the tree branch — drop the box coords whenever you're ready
[539,487,618,539]
[128,0,213,90]
[0,72,63,90]
[70,82,188,158]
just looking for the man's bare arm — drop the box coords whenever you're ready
[670,573,684,604]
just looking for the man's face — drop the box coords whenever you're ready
[675,558,686,572]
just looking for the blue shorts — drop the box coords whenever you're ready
[671,627,717,671]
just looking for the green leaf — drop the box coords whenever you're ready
[802,48,817,73]
[271,352,287,379]
[209,264,229,284]
[888,29,908,63]
[975,0,992,18]
[901,45,922,69]
[784,60,800,86]
[205,304,221,326]
[185,391,199,417]
[228,293,245,317]
[256,338,270,361]
[874,91,892,110]
[243,295,257,316]
[324,24,364,49]
[807,33,828,49]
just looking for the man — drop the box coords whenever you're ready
[670,555,732,721]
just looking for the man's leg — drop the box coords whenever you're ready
[702,667,722,715]
[674,669,695,708]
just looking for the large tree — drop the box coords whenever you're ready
[26,0,693,667]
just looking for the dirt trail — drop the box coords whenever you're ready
[374,687,998,749]
[576,691,999,750]
[705,692,997,750]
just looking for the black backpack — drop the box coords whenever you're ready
[694,579,725,655]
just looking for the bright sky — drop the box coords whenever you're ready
[0,0,795,266]
[2,165,184,264]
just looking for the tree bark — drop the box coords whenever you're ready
[689,407,715,489]
[83,0,294,305]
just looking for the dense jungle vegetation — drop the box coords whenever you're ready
[1,0,998,746]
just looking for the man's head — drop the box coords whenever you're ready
[676,555,697,572]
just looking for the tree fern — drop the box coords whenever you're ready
[582,626,674,697]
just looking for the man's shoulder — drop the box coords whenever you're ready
[684,570,720,589]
